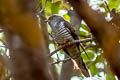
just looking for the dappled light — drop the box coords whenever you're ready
[0,0,120,80]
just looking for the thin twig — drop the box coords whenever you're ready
[49,38,93,57]
[79,43,90,59]
[104,1,111,13]
[53,38,60,61]
[51,58,71,65]
[49,33,60,60]
[37,0,47,15]
[35,0,42,10]
[0,39,6,45]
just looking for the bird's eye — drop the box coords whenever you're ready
[49,17,54,20]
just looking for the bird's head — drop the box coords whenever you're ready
[47,15,64,28]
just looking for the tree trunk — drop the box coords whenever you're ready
[0,0,52,80]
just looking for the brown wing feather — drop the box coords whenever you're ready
[64,21,79,40]
[64,20,89,59]
[64,21,80,49]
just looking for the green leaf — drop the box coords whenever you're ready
[88,52,95,59]
[51,1,61,14]
[81,24,90,32]
[0,48,7,54]
[106,74,116,80]
[81,51,94,61]
[80,27,91,38]
[108,0,120,10]
[63,14,70,21]
[80,31,88,36]
[95,55,102,62]
[45,1,52,15]
[60,50,65,54]
[81,53,89,61]
[89,64,98,76]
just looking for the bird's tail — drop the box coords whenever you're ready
[72,56,90,77]
[66,45,90,77]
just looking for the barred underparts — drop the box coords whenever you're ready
[48,15,90,77]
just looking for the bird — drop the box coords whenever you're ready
[47,15,90,77]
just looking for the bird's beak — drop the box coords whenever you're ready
[44,20,49,23]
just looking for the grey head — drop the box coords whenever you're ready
[47,15,64,28]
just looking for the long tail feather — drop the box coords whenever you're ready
[72,56,90,77]
[66,44,90,77]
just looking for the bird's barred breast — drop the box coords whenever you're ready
[52,22,73,44]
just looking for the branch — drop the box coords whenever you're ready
[68,0,120,77]
[37,0,47,15]
[104,1,111,14]
[51,58,71,65]
[49,38,93,57]
[51,44,95,65]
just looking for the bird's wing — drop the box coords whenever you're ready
[64,20,89,58]
[64,20,79,40]
[64,20,80,50]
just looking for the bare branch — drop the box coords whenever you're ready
[49,38,93,57]
[37,0,47,15]
[51,58,71,65]
[104,1,111,14]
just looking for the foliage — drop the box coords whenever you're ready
[0,0,119,80]
[38,0,120,80]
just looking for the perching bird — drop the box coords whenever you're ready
[47,15,90,77]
